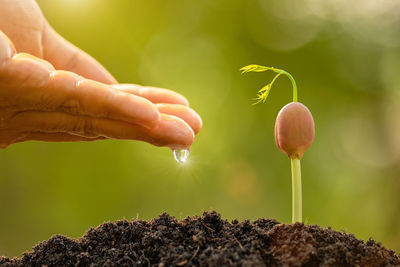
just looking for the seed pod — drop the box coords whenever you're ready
[274,102,314,159]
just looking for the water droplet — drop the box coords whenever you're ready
[173,149,189,163]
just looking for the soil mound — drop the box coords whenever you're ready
[1,212,399,266]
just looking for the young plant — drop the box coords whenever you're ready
[241,64,315,223]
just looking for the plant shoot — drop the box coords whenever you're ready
[241,64,315,223]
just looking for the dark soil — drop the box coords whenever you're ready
[1,212,399,266]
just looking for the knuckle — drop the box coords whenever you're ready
[63,77,84,115]
[71,117,87,134]
[49,73,83,114]
[60,97,81,115]
[72,118,98,137]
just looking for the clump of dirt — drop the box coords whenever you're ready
[1,212,399,266]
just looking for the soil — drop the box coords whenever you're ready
[1,211,399,266]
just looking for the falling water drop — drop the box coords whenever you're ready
[173,149,189,163]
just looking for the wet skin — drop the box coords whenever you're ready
[0,0,202,149]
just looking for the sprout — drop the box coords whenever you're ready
[241,64,315,223]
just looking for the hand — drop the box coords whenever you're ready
[0,0,202,149]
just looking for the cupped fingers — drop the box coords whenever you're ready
[10,111,105,138]
[143,114,195,148]
[156,103,202,134]
[112,84,189,106]
[45,72,161,128]
[14,132,105,143]
[92,113,195,149]
[10,111,194,149]
[2,53,160,128]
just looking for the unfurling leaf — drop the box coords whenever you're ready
[240,64,272,74]
[241,64,298,103]
[253,83,272,105]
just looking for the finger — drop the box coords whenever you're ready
[0,1,115,84]
[2,53,160,127]
[0,0,44,57]
[0,30,16,70]
[14,132,105,143]
[112,84,189,106]
[96,113,195,149]
[11,112,195,149]
[143,114,195,148]
[42,23,116,84]
[46,71,160,127]
[156,104,202,134]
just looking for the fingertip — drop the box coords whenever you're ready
[113,84,190,106]
[122,92,161,128]
[176,93,189,106]
[197,114,203,133]
[192,108,203,134]
[150,114,195,149]
[167,115,195,149]
[139,86,190,106]
[0,30,16,68]
[12,53,55,72]
[155,104,203,134]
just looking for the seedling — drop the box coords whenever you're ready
[241,64,315,223]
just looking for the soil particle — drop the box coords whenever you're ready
[1,211,399,266]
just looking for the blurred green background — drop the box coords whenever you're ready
[1,0,400,257]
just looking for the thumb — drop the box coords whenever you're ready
[41,22,117,85]
[0,30,16,69]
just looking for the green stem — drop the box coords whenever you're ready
[291,158,302,223]
[262,68,298,102]
[279,70,298,102]
[240,65,298,103]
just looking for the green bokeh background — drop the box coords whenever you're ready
[1,0,400,257]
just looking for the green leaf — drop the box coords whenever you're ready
[240,64,271,74]
[253,83,272,105]
[241,64,298,103]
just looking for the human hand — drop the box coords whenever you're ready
[0,0,202,149]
